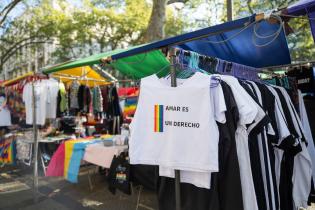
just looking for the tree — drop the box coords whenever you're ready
[0,0,188,73]
[144,0,203,42]
[0,0,23,28]
[0,0,57,73]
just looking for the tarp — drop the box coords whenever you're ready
[287,0,315,42]
[3,68,109,87]
[43,49,127,73]
[2,72,34,87]
[111,15,291,68]
[288,0,315,15]
[43,14,291,79]
[49,66,110,87]
[43,49,170,80]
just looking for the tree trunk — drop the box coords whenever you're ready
[144,0,167,42]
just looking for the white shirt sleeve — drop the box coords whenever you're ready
[210,82,226,123]
[219,75,258,125]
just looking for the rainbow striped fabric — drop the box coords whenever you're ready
[63,135,113,183]
[0,139,15,165]
[123,97,137,117]
[154,105,164,132]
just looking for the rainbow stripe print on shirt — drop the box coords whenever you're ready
[154,105,164,132]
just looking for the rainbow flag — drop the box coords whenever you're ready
[154,105,164,132]
[0,139,15,165]
[123,97,137,117]
[64,135,113,183]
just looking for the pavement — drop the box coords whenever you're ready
[0,164,158,210]
[2,164,315,210]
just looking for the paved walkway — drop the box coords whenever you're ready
[0,164,158,210]
[1,164,315,210]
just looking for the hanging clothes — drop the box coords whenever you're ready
[128,50,314,210]
[0,94,12,127]
[299,91,315,189]
[100,86,109,115]
[56,82,68,117]
[241,81,278,210]
[69,80,80,110]
[130,72,220,173]
[6,88,25,124]
[78,85,91,113]
[158,76,226,189]
[107,86,122,118]
[23,81,48,125]
[219,76,262,210]
[92,86,103,114]
[46,78,59,119]
[157,80,243,210]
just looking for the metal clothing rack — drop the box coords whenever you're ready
[175,47,279,79]
[2,72,43,202]
[52,73,108,84]
[51,72,132,86]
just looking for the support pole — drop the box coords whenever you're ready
[169,48,181,210]
[33,44,40,202]
[32,78,39,202]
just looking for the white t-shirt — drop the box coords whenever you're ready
[130,72,220,172]
[23,81,47,125]
[219,75,259,210]
[158,77,226,189]
[0,96,11,127]
[46,79,60,119]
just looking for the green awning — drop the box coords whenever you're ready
[42,46,170,79]
[111,50,169,79]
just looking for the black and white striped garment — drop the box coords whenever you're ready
[239,80,279,210]
[272,86,312,210]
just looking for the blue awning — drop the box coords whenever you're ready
[288,0,315,15]
[111,15,291,68]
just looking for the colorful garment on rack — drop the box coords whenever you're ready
[118,87,139,97]
[6,90,25,124]
[122,96,137,118]
[107,86,121,117]
[92,86,103,114]
[78,85,92,113]
[59,82,68,113]
[0,138,16,165]
[69,81,80,109]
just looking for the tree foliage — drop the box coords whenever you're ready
[0,0,188,67]
[1,0,315,73]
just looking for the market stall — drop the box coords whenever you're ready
[0,68,126,175]
[42,12,315,210]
